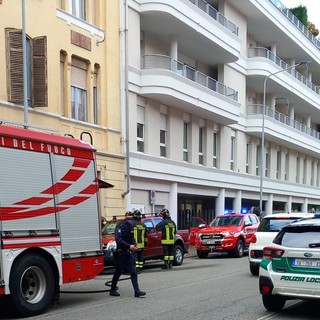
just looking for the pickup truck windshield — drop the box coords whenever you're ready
[210,216,242,227]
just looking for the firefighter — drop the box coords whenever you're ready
[155,208,177,269]
[132,210,148,273]
[109,211,146,298]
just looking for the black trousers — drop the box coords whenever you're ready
[111,251,139,293]
[163,244,174,262]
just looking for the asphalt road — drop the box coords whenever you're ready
[1,249,320,320]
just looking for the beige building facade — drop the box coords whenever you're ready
[0,0,125,218]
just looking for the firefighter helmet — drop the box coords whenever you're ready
[160,208,170,218]
[125,211,133,217]
[133,210,142,220]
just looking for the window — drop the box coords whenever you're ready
[296,156,300,183]
[183,122,189,162]
[6,28,47,107]
[213,132,218,168]
[60,52,66,116]
[256,145,261,176]
[71,58,87,121]
[230,135,235,171]
[199,127,204,165]
[303,158,307,184]
[311,160,315,185]
[160,113,167,157]
[93,66,99,125]
[69,0,86,20]
[276,150,281,179]
[137,106,145,152]
[246,142,250,174]
[265,149,269,178]
[285,153,290,181]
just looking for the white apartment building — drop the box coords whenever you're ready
[121,0,320,227]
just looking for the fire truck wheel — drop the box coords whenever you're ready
[173,244,184,266]
[9,253,55,317]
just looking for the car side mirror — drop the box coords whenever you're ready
[244,221,253,227]
[198,223,206,228]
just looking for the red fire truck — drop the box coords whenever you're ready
[0,123,104,317]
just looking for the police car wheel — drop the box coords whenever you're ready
[262,294,286,312]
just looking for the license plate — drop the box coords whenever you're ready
[203,240,215,245]
[292,258,320,268]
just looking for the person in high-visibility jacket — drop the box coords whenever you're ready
[132,210,148,273]
[155,208,177,269]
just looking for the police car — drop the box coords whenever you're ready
[259,217,320,312]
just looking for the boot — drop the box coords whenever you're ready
[134,290,146,297]
[109,289,120,296]
[168,261,173,269]
[161,261,169,269]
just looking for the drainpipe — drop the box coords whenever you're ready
[121,0,130,200]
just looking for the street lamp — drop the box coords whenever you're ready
[259,60,311,216]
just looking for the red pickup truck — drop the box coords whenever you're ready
[194,213,260,258]
[102,215,190,266]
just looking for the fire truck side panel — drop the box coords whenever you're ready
[0,147,57,231]
[53,154,101,254]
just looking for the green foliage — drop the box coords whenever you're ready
[289,5,318,37]
[289,5,308,27]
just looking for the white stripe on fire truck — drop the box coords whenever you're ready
[2,236,61,249]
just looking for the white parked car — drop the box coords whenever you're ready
[248,212,313,275]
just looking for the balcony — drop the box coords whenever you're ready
[248,47,319,96]
[142,54,238,101]
[246,104,320,156]
[128,54,240,124]
[133,0,240,65]
[270,0,320,50]
[189,0,238,35]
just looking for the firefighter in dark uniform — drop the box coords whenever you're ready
[109,211,146,298]
[156,208,177,269]
[132,210,148,273]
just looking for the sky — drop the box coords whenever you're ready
[280,0,320,26]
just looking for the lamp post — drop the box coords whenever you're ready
[259,60,311,216]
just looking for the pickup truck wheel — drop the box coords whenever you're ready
[173,245,184,266]
[197,250,208,259]
[262,294,286,312]
[232,239,244,258]
[9,253,55,317]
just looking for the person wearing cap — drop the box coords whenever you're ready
[132,210,148,273]
[109,210,146,298]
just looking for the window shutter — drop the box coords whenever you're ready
[6,29,24,104]
[71,59,87,90]
[32,36,47,107]
[60,53,65,116]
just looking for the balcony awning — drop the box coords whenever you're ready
[98,179,114,189]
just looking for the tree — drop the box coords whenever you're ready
[289,5,319,37]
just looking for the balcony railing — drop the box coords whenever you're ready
[248,47,320,96]
[247,104,320,140]
[189,0,239,36]
[270,0,320,50]
[141,54,238,101]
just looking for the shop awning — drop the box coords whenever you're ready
[98,179,114,189]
